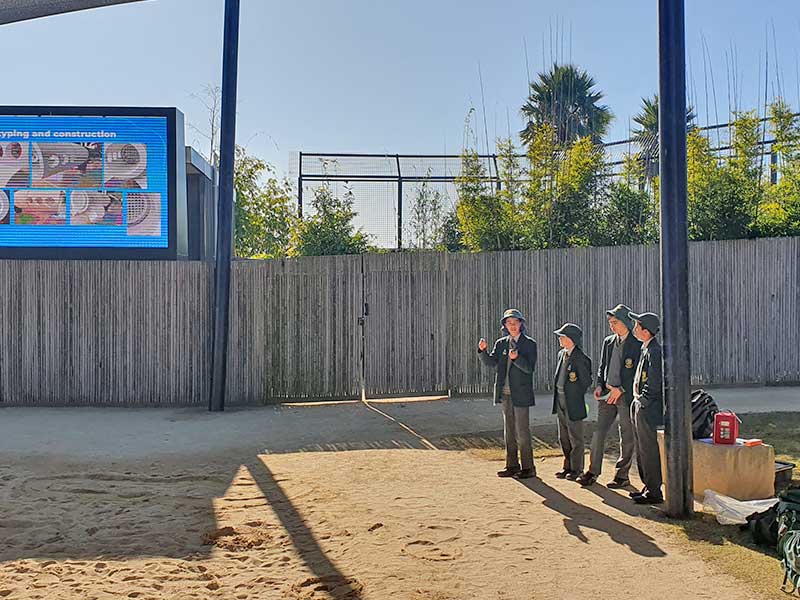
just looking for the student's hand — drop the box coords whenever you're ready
[509,349,518,361]
[594,386,603,401]
[478,338,488,352]
[607,387,622,405]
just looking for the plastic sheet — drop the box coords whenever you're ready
[702,489,778,525]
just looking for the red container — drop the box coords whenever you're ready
[713,411,739,444]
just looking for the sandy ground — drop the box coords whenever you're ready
[3,392,791,599]
[0,447,769,600]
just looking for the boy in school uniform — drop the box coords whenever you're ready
[627,312,665,505]
[551,323,593,481]
[478,309,539,480]
[577,304,642,488]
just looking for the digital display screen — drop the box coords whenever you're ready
[0,115,168,248]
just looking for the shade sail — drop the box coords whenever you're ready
[0,0,149,26]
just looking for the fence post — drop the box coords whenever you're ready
[492,154,501,192]
[396,155,402,250]
[771,149,778,185]
[298,151,304,218]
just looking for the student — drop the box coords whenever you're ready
[627,312,664,505]
[577,304,642,488]
[551,323,592,481]
[478,309,538,479]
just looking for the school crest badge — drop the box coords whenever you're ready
[641,371,648,383]
[625,358,634,369]
[568,371,577,383]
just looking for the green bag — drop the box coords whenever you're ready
[777,488,800,594]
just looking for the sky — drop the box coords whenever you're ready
[2,0,800,177]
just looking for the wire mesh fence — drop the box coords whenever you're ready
[292,115,786,250]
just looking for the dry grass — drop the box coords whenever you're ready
[662,514,786,600]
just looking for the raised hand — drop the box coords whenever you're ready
[478,338,488,352]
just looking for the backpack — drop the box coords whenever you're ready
[690,389,719,439]
[741,503,779,548]
[777,488,800,594]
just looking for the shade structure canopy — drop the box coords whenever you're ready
[0,0,148,25]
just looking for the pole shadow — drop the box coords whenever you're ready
[245,457,364,600]
[516,477,667,557]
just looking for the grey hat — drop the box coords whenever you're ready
[629,312,660,335]
[501,308,525,324]
[606,303,634,331]
[553,323,583,347]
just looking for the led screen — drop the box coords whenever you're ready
[0,115,168,248]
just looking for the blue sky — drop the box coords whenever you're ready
[3,0,799,175]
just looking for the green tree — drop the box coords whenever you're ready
[550,136,606,247]
[409,171,444,250]
[686,113,762,241]
[233,146,294,258]
[519,123,559,248]
[756,99,800,236]
[454,150,517,251]
[438,209,465,252]
[289,184,371,256]
[519,124,606,248]
[520,64,613,148]
[591,154,658,246]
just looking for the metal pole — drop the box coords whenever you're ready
[298,151,304,218]
[209,0,241,412]
[396,155,402,250]
[658,0,693,517]
[492,154,501,192]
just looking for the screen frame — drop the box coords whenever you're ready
[0,106,179,260]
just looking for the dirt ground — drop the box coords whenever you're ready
[0,446,774,600]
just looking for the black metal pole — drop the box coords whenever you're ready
[209,0,241,412]
[396,154,402,250]
[658,0,693,517]
[298,151,304,218]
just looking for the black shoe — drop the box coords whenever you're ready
[497,467,521,478]
[513,469,537,480]
[607,478,631,489]
[565,471,580,481]
[628,489,646,498]
[576,472,597,487]
[633,493,664,505]
[555,470,570,479]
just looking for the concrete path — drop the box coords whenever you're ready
[0,386,796,459]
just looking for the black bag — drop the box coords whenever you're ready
[741,503,779,548]
[691,389,718,439]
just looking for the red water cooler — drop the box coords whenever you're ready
[713,411,739,444]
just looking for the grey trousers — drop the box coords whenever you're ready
[588,398,635,480]
[556,392,584,473]
[501,394,534,471]
[632,400,663,497]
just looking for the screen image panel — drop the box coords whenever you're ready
[0,114,169,248]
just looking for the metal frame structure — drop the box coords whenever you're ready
[297,113,784,252]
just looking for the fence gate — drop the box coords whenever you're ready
[361,253,449,398]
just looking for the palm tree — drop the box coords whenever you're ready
[520,63,613,147]
[631,95,696,180]
[631,94,696,142]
